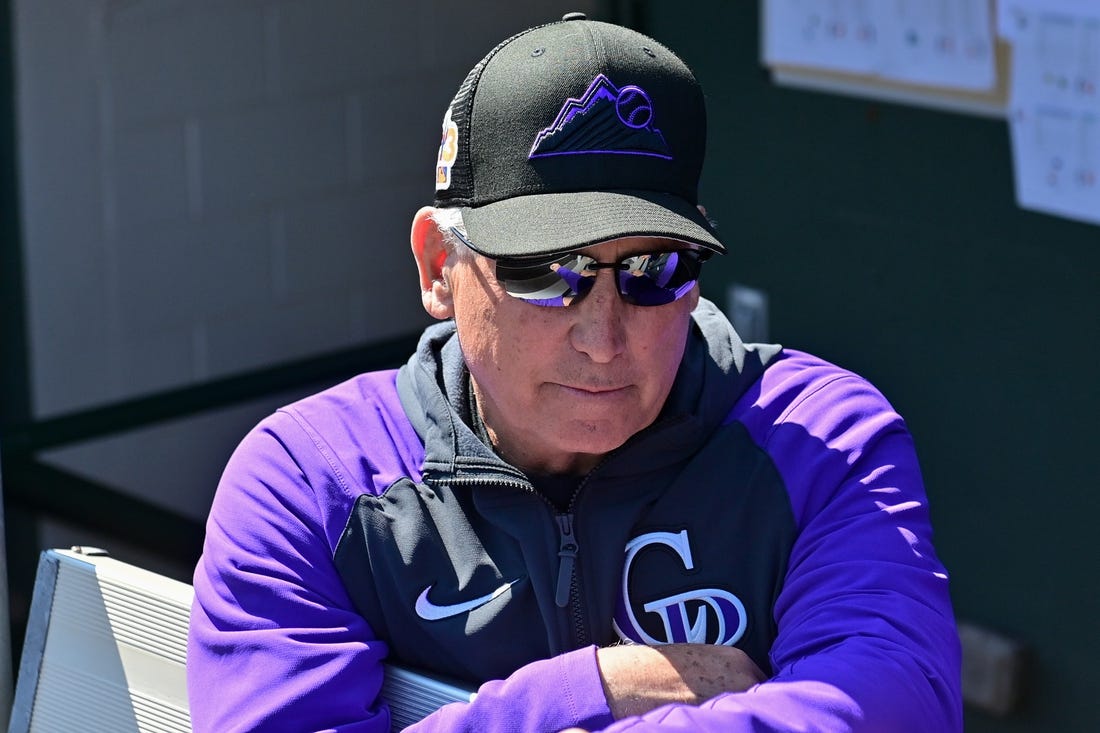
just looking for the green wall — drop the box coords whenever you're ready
[643,2,1099,731]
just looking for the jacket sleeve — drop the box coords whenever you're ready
[406,646,614,733]
[188,415,393,732]
[188,411,616,733]
[590,367,963,733]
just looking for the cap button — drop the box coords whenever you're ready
[562,11,587,21]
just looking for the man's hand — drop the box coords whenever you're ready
[595,643,767,720]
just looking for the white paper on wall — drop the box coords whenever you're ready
[1007,2,1100,225]
[763,0,996,90]
[997,0,1093,40]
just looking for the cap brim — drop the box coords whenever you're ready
[458,190,724,258]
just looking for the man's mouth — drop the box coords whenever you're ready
[557,383,630,396]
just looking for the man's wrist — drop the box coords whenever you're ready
[596,643,767,719]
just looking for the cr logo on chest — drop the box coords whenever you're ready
[613,530,747,646]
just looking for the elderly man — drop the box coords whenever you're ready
[188,13,961,733]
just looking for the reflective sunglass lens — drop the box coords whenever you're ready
[617,252,699,306]
[495,254,583,306]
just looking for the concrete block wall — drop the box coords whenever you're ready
[16,0,600,418]
[14,0,599,521]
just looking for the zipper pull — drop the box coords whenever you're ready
[555,513,577,608]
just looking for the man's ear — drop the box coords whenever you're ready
[411,207,454,320]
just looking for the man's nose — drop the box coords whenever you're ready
[567,271,627,363]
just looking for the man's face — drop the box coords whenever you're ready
[446,236,700,475]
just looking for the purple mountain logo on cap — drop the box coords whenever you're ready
[528,74,672,160]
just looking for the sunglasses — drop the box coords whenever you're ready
[489,247,710,308]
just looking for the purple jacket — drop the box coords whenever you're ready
[188,300,961,732]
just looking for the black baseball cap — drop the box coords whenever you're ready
[433,12,724,258]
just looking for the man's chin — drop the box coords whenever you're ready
[554,421,638,456]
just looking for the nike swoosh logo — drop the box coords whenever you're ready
[415,578,522,621]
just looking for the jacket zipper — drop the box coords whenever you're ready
[553,459,611,645]
[554,513,577,608]
[555,511,587,647]
[430,470,592,645]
